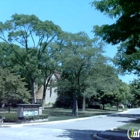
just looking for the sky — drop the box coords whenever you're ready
[0,0,137,83]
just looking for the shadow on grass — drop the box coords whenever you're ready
[57,129,130,140]
[43,108,117,117]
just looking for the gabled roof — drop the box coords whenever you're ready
[53,71,61,80]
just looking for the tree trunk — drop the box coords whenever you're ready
[42,83,47,106]
[82,95,86,111]
[76,99,78,117]
[42,75,51,103]
[30,77,35,104]
[1,104,5,108]
[42,99,45,109]
[116,101,119,111]
[103,103,105,110]
[72,93,78,117]
[102,98,105,110]
[72,93,76,116]
[8,105,11,113]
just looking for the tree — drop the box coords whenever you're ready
[0,68,30,111]
[92,0,140,74]
[111,80,130,110]
[0,14,62,103]
[37,42,61,104]
[114,42,140,75]
[86,64,119,109]
[81,53,109,111]
[129,79,140,107]
[57,32,105,115]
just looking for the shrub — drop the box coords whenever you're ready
[105,103,111,108]
[88,104,102,109]
[24,114,49,121]
[1,113,18,122]
[0,113,49,122]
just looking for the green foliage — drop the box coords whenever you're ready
[85,62,131,107]
[0,12,132,111]
[114,42,140,74]
[56,32,107,115]
[129,79,140,106]
[0,68,30,105]
[111,81,131,103]
[57,32,105,95]
[1,113,49,122]
[85,64,119,101]
[92,0,140,74]
[0,14,63,102]
[1,113,18,122]
[92,0,122,18]
[24,114,49,121]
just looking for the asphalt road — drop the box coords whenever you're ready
[0,108,140,140]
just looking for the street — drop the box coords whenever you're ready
[0,108,140,140]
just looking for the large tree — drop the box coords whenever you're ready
[57,32,105,115]
[111,80,131,110]
[92,0,140,74]
[86,64,119,109]
[0,14,62,103]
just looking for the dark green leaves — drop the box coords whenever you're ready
[93,0,122,18]
[0,68,30,104]
[92,0,140,75]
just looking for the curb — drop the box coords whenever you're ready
[0,109,128,128]
[92,110,129,140]
[93,133,108,140]
[0,114,107,127]
[116,110,128,114]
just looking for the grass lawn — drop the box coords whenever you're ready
[0,108,17,113]
[117,118,140,131]
[0,107,122,122]
[42,107,119,121]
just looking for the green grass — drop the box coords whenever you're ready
[43,107,118,121]
[0,108,17,113]
[0,107,120,122]
[117,118,140,131]
[0,112,18,122]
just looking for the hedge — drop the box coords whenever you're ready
[0,113,49,122]
[1,113,18,122]
[23,114,49,121]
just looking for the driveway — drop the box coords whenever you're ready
[0,108,140,140]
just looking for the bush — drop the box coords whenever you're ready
[54,96,72,108]
[88,104,102,109]
[1,113,18,122]
[105,103,111,108]
[0,113,49,122]
[24,114,49,121]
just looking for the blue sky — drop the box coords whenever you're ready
[0,0,137,83]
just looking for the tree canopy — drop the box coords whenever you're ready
[92,0,140,74]
[129,79,140,106]
[0,13,133,114]
[0,14,62,103]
